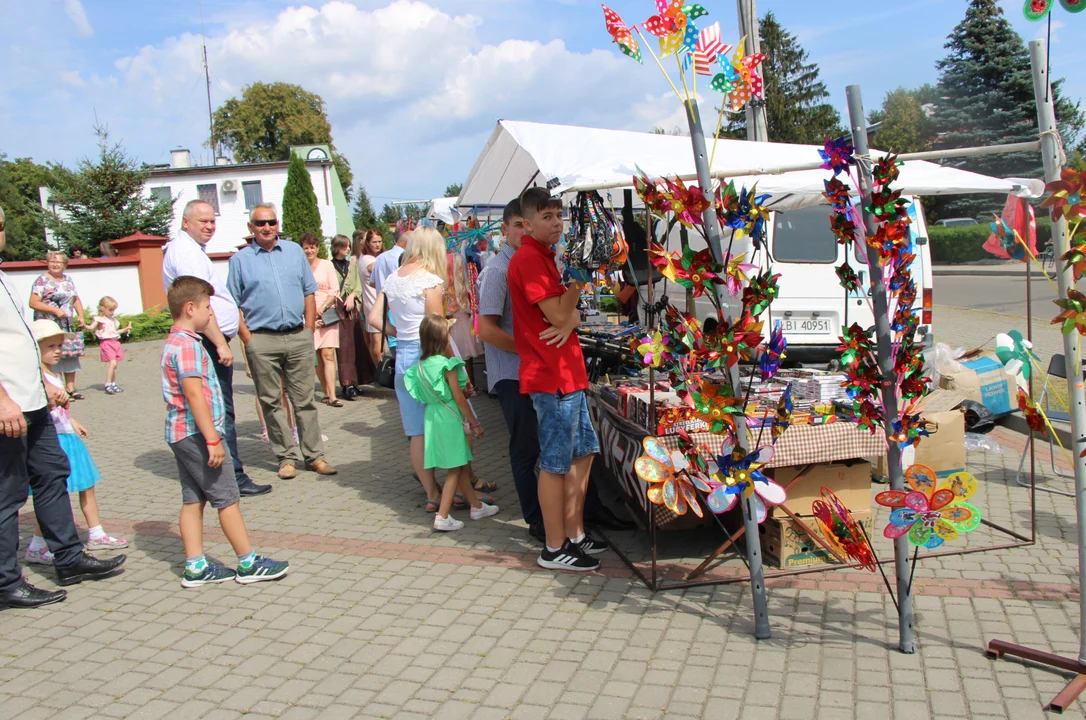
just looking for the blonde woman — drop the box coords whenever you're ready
[368,227,451,511]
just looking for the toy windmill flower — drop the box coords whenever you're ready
[674,247,724,297]
[1017,389,1048,437]
[875,465,982,549]
[1052,289,1086,336]
[823,177,853,212]
[602,5,643,62]
[771,385,793,442]
[812,487,877,572]
[634,436,710,518]
[991,214,1028,262]
[836,261,861,293]
[704,445,785,522]
[722,251,757,297]
[819,137,856,176]
[660,177,710,228]
[1060,239,1086,281]
[1041,168,1086,222]
[689,379,742,433]
[995,330,1038,390]
[742,269,780,317]
[637,331,673,368]
[758,322,787,381]
[837,323,875,368]
[889,410,932,450]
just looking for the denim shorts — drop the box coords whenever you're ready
[394,338,425,437]
[530,389,600,475]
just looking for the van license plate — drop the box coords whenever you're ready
[781,319,832,334]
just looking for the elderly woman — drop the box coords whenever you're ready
[28,251,86,398]
[301,233,343,408]
[332,233,374,400]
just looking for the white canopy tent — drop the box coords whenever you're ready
[457,120,1041,212]
[426,196,461,224]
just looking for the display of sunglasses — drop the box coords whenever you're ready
[252,219,278,227]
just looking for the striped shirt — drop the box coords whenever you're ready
[161,326,225,444]
[476,243,520,391]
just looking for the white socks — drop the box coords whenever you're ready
[28,536,48,552]
[88,525,106,541]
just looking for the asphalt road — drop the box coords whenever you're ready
[933,271,1058,318]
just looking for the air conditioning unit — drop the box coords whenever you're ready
[220,179,239,193]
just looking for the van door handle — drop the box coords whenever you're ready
[858,271,865,287]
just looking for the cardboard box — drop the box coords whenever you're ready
[760,510,872,569]
[938,351,1015,417]
[769,461,873,518]
[873,392,967,480]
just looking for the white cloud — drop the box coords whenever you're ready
[64,0,93,37]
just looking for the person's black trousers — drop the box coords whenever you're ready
[201,335,250,487]
[494,380,603,526]
[0,408,83,592]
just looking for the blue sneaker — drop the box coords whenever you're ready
[181,562,236,588]
[235,556,289,584]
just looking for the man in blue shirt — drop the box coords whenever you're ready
[228,203,337,479]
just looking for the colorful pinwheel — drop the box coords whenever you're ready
[771,384,793,442]
[661,306,703,355]
[759,321,787,381]
[689,379,742,433]
[853,396,885,433]
[1060,238,1086,281]
[643,0,689,57]
[637,331,672,368]
[837,323,875,368]
[602,5,643,63]
[648,242,682,282]
[875,465,982,549]
[1041,169,1086,222]
[991,214,1027,262]
[819,137,855,176]
[634,436,710,518]
[811,487,877,572]
[889,411,931,450]
[704,445,785,522]
[660,177,711,228]
[722,38,766,111]
[1052,289,1086,336]
[674,247,724,297]
[742,269,780,317]
[717,182,771,243]
[722,251,758,297]
[692,21,729,76]
[823,177,853,213]
[995,330,1038,390]
[1017,388,1048,437]
[836,261,861,294]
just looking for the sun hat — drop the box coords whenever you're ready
[30,319,75,342]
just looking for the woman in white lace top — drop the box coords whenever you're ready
[368,227,450,508]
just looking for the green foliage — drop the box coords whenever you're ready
[282,153,326,258]
[443,183,462,198]
[80,306,174,345]
[211,81,353,196]
[0,154,55,261]
[869,87,936,154]
[378,202,426,227]
[352,186,379,230]
[931,0,1084,219]
[928,216,1054,263]
[722,12,842,143]
[45,124,174,257]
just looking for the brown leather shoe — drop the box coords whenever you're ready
[306,459,338,476]
[277,462,297,479]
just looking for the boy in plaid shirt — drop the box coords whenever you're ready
[162,276,289,588]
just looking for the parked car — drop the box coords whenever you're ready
[935,217,978,227]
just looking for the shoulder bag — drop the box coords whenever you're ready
[374,295,396,388]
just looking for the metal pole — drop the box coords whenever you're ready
[845,85,915,654]
[683,97,771,639]
[736,0,768,142]
[1030,38,1086,665]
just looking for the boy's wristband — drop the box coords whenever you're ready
[206,438,222,446]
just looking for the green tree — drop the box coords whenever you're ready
[352,185,379,230]
[868,87,936,153]
[0,155,55,261]
[379,203,400,227]
[722,12,842,143]
[45,124,174,257]
[211,81,354,197]
[443,183,462,198]
[931,0,1084,218]
[282,153,326,258]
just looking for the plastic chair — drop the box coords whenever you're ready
[1015,353,1075,496]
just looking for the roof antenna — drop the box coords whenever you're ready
[200,0,215,163]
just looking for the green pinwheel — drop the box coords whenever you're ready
[1052,289,1086,336]
[995,330,1038,391]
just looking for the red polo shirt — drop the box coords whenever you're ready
[507,236,588,395]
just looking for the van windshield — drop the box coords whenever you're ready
[772,205,838,263]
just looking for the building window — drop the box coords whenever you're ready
[242,180,264,210]
[197,183,220,214]
[150,186,171,203]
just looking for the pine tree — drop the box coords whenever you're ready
[722,12,842,143]
[352,186,379,230]
[282,153,326,258]
[931,0,1084,218]
[44,124,174,257]
[443,183,462,198]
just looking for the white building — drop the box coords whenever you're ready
[41,144,354,255]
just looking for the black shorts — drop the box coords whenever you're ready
[169,435,241,509]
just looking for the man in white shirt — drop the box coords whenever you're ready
[162,200,271,497]
[0,206,126,608]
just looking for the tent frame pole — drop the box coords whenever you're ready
[987,38,1086,714]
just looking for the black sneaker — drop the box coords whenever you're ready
[537,540,600,572]
[528,523,547,544]
[181,562,236,588]
[569,534,609,556]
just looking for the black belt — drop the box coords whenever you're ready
[251,326,303,335]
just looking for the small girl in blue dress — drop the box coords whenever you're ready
[25,320,127,565]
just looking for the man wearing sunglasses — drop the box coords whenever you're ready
[227,203,336,480]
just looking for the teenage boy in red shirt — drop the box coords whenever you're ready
[507,188,608,571]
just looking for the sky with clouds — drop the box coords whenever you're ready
[1,0,1080,208]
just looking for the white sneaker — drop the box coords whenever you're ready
[433,514,464,532]
[470,503,500,520]
[25,547,54,565]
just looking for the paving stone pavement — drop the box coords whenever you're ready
[3,320,1086,720]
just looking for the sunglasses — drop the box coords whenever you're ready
[252,219,278,227]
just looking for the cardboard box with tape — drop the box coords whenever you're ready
[874,389,968,481]
[769,461,873,518]
[760,510,872,569]
[938,351,1015,417]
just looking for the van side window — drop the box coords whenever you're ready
[771,206,838,263]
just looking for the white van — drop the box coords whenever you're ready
[759,196,933,365]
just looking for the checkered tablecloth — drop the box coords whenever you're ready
[659,422,886,468]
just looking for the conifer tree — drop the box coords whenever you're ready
[352,186,379,230]
[282,153,326,257]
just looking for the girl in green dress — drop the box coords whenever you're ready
[405,314,499,531]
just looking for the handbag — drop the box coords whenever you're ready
[416,359,471,435]
[565,190,628,274]
[374,296,396,389]
[320,304,342,327]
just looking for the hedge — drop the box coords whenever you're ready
[79,306,174,345]
[928,216,1053,264]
